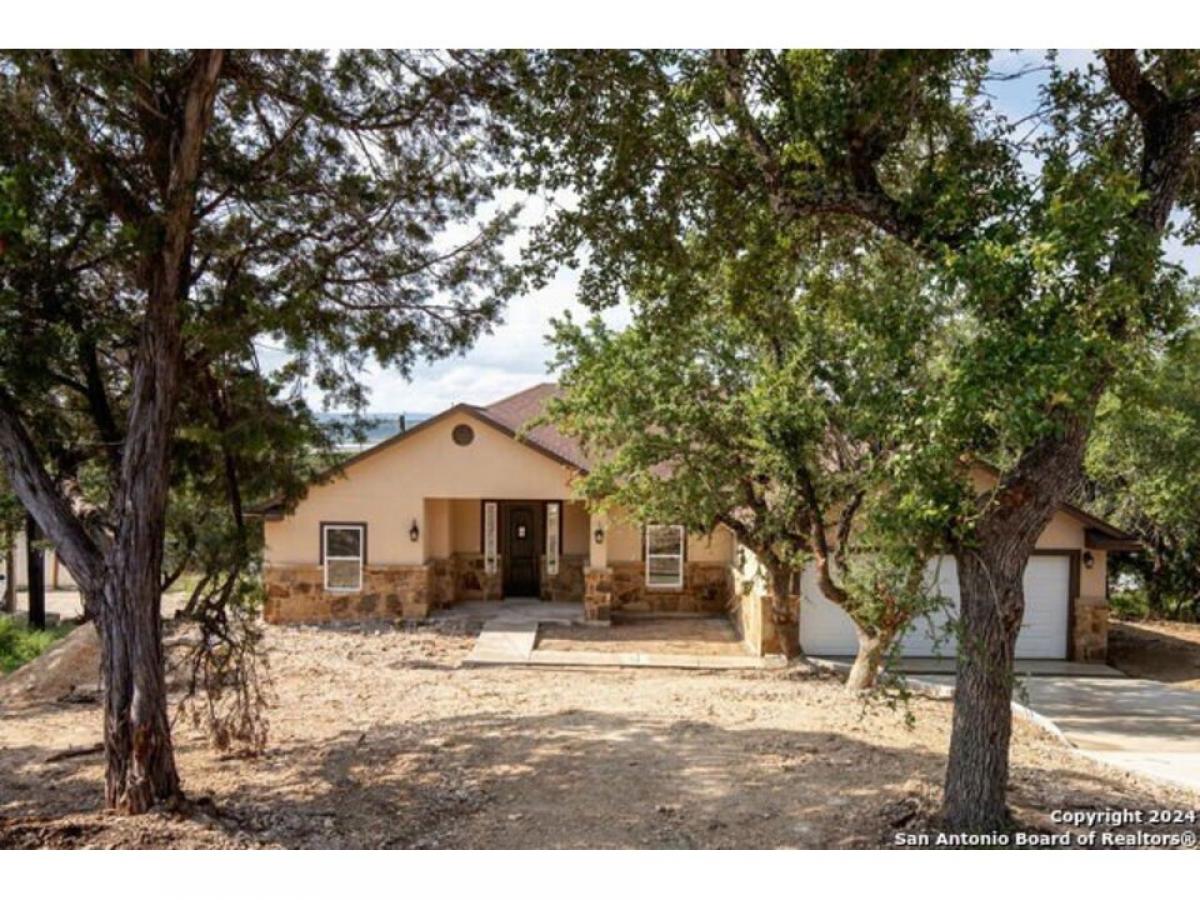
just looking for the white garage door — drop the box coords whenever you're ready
[798,555,1071,659]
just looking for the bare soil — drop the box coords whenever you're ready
[2,620,1198,849]
[1110,620,1200,691]
[537,617,748,656]
[0,623,101,706]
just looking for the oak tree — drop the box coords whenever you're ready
[499,49,1200,830]
[545,229,965,688]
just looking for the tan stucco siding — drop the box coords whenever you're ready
[564,501,590,556]
[424,498,452,559]
[605,518,642,563]
[688,528,734,563]
[450,499,481,553]
[264,410,579,566]
[595,513,735,565]
[1033,512,1106,596]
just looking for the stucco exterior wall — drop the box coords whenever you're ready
[450,499,481,553]
[564,502,590,556]
[264,410,580,567]
[597,515,735,565]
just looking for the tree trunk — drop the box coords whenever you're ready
[99,573,180,811]
[846,627,890,691]
[769,569,801,658]
[25,513,45,630]
[942,428,1089,831]
[941,546,1024,831]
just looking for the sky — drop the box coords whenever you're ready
[273,50,1198,415]
[316,265,631,414]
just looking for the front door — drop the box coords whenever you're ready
[503,504,540,597]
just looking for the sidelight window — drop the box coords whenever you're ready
[484,502,498,575]
[546,502,561,575]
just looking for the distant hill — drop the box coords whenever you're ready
[315,412,432,447]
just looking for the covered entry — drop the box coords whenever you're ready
[797,554,1075,660]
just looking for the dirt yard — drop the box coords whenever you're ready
[3,620,1199,849]
[1110,620,1200,691]
[537,617,748,656]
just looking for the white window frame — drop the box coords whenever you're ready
[483,501,498,575]
[323,524,364,593]
[546,502,561,576]
[645,524,685,590]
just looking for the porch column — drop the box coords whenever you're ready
[584,511,612,622]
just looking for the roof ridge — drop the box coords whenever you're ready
[482,381,559,411]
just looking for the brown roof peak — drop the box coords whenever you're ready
[473,382,589,471]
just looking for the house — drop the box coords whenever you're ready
[256,383,1136,662]
[2,530,78,594]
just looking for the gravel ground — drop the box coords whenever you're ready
[3,620,1199,849]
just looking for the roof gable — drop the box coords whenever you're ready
[251,389,585,517]
[470,382,590,471]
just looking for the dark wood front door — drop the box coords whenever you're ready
[503,504,540,597]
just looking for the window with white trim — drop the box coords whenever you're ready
[323,524,364,592]
[645,524,685,589]
[483,502,498,575]
[546,502,561,575]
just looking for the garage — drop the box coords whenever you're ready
[797,554,1074,659]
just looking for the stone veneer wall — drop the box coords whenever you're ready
[541,554,586,604]
[452,553,503,603]
[583,560,731,623]
[1073,594,1108,662]
[264,563,436,624]
[264,552,587,624]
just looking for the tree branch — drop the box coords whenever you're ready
[0,387,106,597]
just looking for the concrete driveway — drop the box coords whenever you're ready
[1017,677,1200,793]
[914,670,1200,793]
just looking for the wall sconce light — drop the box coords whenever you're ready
[1082,551,1095,570]
[409,519,420,542]
[593,526,605,545]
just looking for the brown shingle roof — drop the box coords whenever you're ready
[471,382,590,472]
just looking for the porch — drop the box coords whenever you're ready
[420,497,591,607]
[262,494,736,631]
[444,597,777,670]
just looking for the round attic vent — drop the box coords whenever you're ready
[452,423,475,446]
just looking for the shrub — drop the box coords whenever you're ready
[1109,589,1150,621]
[0,616,75,673]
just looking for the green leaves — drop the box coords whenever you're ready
[1087,321,1200,616]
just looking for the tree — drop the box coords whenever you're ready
[498,49,1199,830]
[0,50,529,811]
[546,229,965,688]
[1086,323,1200,619]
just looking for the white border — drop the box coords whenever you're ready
[2,3,1197,50]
